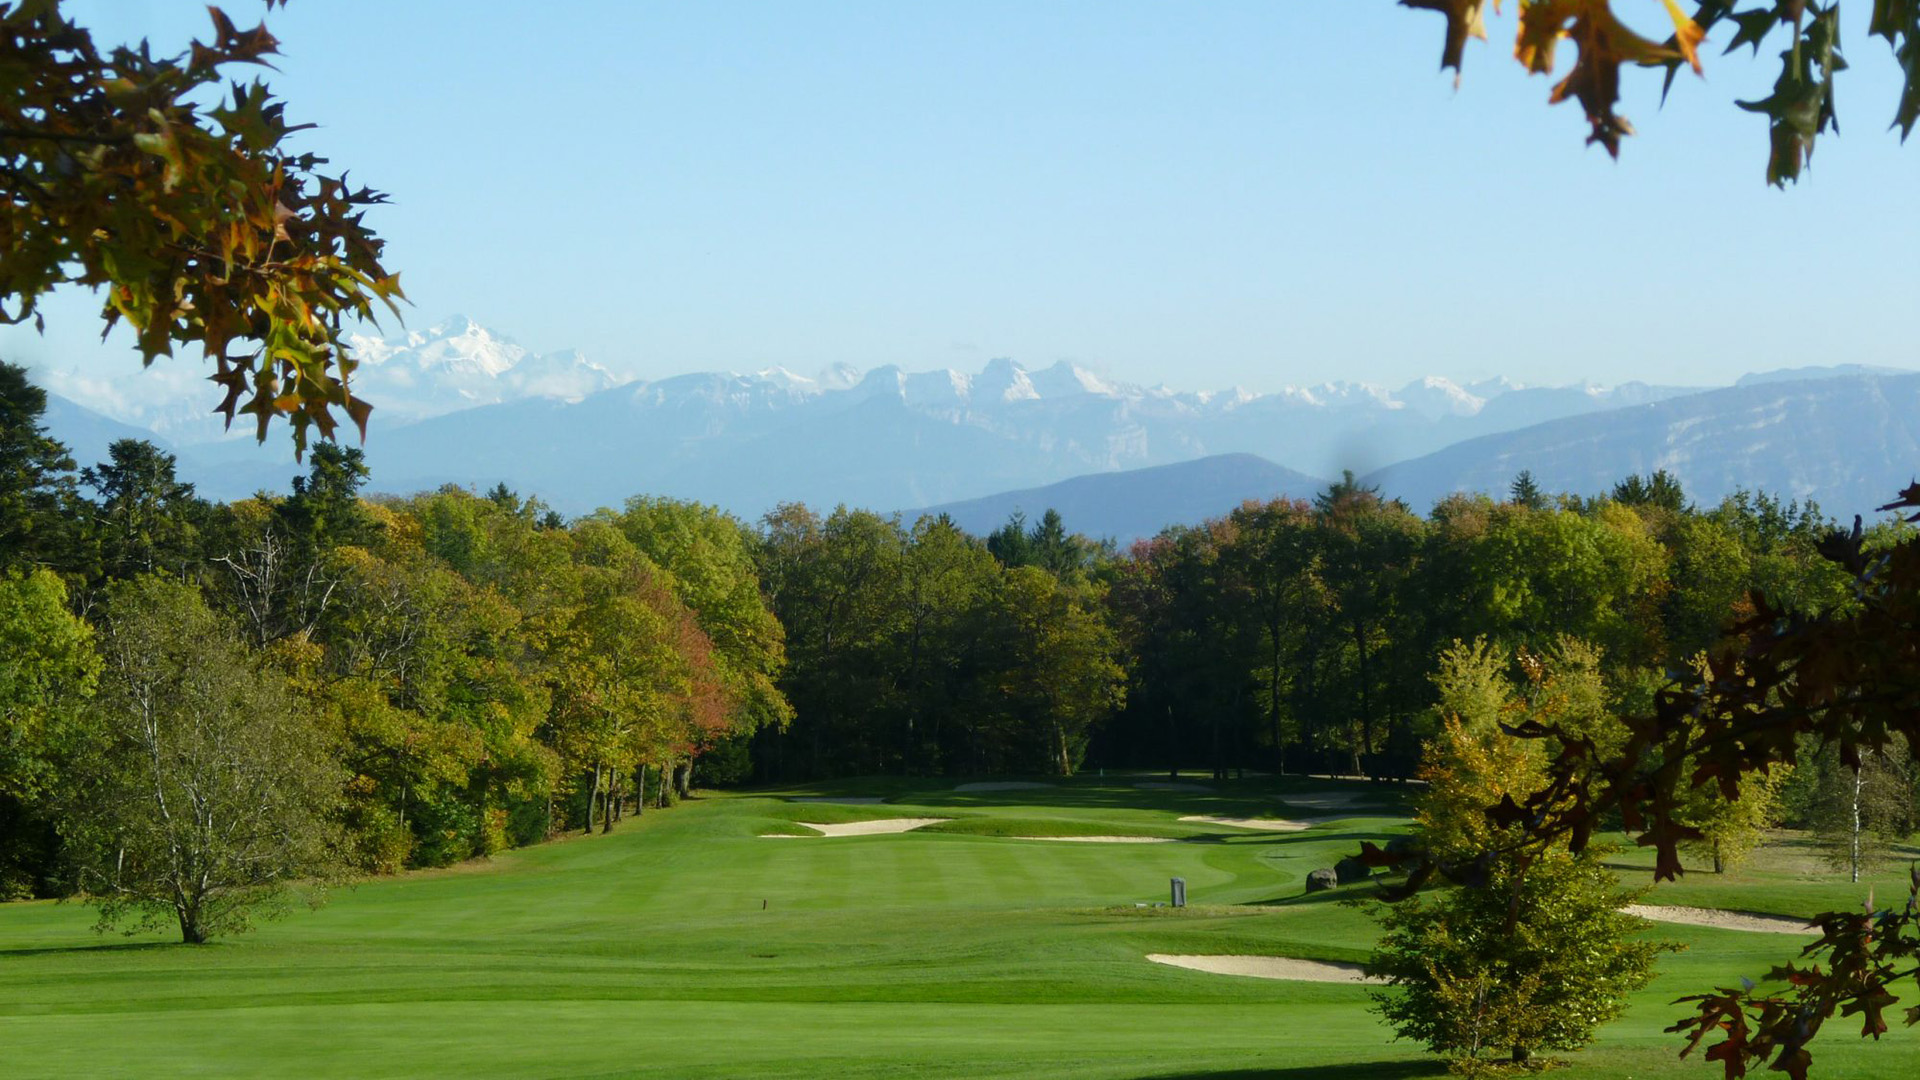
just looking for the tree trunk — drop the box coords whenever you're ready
[1053,722,1071,777]
[601,768,616,834]
[1166,705,1179,779]
[1511,1044,1531,1066]
[585,764,601,835]
[634,764,647,816]
[178,905,207,945]
[674,761,692,800]
[1713,838,1724,874]
[1851,768,1864,884]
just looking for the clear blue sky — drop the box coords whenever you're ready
[8,1,1919,393]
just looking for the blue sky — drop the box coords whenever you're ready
[8,1,1919,394]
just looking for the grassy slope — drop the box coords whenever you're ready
[1,776,1916,1079]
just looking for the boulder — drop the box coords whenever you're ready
[1334,857,1372,885]
[1305,867,1339,893]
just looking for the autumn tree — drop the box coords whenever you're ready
[1,1,402,451]
[1402,2,1920,185]
[1366,483,1920,1077]
[615,497,793,786]
[59,577,345,943]
[1376,636,1663,1070]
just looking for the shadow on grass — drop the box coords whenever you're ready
[742,775,1416,819]
[0,939,180,958]
[1129,1060,1442,1080]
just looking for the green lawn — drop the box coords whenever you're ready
[2,776,1915,1079]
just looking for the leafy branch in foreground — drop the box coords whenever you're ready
[1404,1,1920,184]
[0,1,402,454]
[1365,482,1920,1077]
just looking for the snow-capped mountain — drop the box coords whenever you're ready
[32,316,628,445]
[340,315,626,422]
[35,315,1916,525]
[340,353,1706,516]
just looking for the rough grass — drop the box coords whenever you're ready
[0,775,1915,1079]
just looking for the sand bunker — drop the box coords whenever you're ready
[1626,905,1818,935]
[1179,815,1314,832]
[1009,835,1177,843]
[1284,791,1398,813]
[1148,954,1382,984]
[787,796,889,804]
[765,818,949,838]
[1135,782,1212,792]
[954,781,1056,792]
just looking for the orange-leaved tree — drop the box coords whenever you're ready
[0,1,401,453]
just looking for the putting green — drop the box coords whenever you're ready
[2,777,1916,1079]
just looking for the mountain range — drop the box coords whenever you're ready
[26,317,1920,539]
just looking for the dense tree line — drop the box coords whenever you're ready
[6,355,1915,940]
[0,363,787,933]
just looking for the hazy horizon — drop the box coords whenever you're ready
[5,1,1919,405]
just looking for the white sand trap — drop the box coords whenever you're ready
[1010,835,1177,843]
[1626,905,1818,935]
[1148,954,1382,984]
[787,796,889,804]
[776,818,949,838]
[955,781,1056,792]
[1136,782,1212,792]
[1179,814,1314,832]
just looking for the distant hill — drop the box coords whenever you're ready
[1366,374,1920,520]
[40,393,178,474]
[917,454,1327,542]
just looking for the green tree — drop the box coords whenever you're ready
[1509,469,1546,511]
[1680,759,1788,874]
[0,568,96,800]
[1379,632,1665,1069]
[0,361,82,573]
[1368,848,1668,1069]
[2,1,402,451]
[1801,738,1912,884]
[984,567,1125,776]
[757,505,908,777]
[81,438,206,581]
[0,568,97,897]
[1314,477,1426,776]
[1404,481,1920,1074]
[1222,498,1322,774]
[1612,470,1688,514]
[58,577,346,943]
[892,515,999,772]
